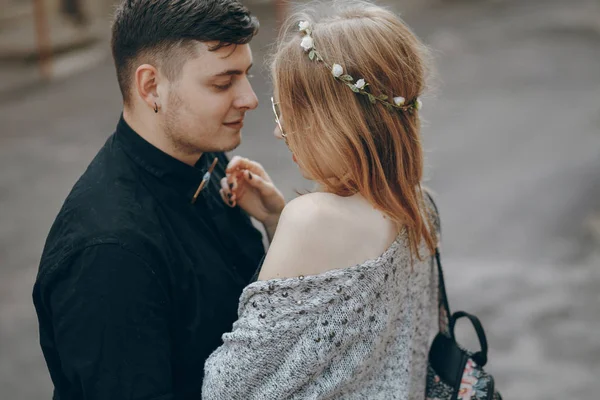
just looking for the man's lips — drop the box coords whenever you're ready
[223,119,244,130]
[224,118,244,125]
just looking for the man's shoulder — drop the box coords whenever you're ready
[38,218,165,289]
[40,141,163,277]
[60,151,155,236]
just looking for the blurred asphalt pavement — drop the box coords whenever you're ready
[1,0,599,398]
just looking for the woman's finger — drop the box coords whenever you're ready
[221,189,236,208]
[220,177,235,200]
[226,156,270,181]
[220,178,236,205]
[219,189,232,207]
[226,172,240,192]
[241,169,274,195]
[220,176,229,192]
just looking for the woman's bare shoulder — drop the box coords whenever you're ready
[258,193,394,281]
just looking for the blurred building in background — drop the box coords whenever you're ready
[0,0,119,94]
[0,0,599,399]
[0,0,292,95]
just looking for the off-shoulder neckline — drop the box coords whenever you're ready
[249,228,407,287]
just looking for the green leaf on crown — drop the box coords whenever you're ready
[341,74,354,82]
[347,83,360,93]
[367,94,377,104]
[309,50,316,61]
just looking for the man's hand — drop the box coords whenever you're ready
[220,156,285,240]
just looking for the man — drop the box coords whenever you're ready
[33,1,284,398]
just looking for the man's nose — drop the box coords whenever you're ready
[234,78,259,110]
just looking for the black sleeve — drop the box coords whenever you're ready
[44,244,173,400]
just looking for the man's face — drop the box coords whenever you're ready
[160,43,258,156]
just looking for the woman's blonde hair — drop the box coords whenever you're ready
[271,1,436,259]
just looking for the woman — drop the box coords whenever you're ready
[203,2,440,398]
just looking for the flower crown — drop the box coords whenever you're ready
[298,20,422,113]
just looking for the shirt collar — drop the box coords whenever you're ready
[115,115,214,201]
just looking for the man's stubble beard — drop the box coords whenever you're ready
[163,90,241,157]
[163,90,204,159]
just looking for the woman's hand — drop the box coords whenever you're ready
[220,156,285,237]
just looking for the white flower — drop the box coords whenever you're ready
[393,96,406,106]
[332,64,344,78]
[355,79,366,89]
[415,98,423,110]
[300,36,314,52]
[299,21,310,32]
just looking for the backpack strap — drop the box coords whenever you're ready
[424,190,451,336]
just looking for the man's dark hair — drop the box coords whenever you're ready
[111,0,259,104]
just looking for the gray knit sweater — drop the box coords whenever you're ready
[202,225,438,400]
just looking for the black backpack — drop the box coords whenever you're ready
[425,194,502,400]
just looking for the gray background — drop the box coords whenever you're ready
[1,0,599,398]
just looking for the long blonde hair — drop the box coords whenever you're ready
[271,1,436,259]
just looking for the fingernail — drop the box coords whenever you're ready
[248,172,253,180]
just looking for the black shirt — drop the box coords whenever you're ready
[33,117,265,400]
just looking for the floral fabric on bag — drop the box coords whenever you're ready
[426,359,500,400]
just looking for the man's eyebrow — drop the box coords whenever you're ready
[213,64,253,77]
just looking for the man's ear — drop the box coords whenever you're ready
[134,64,162,112]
